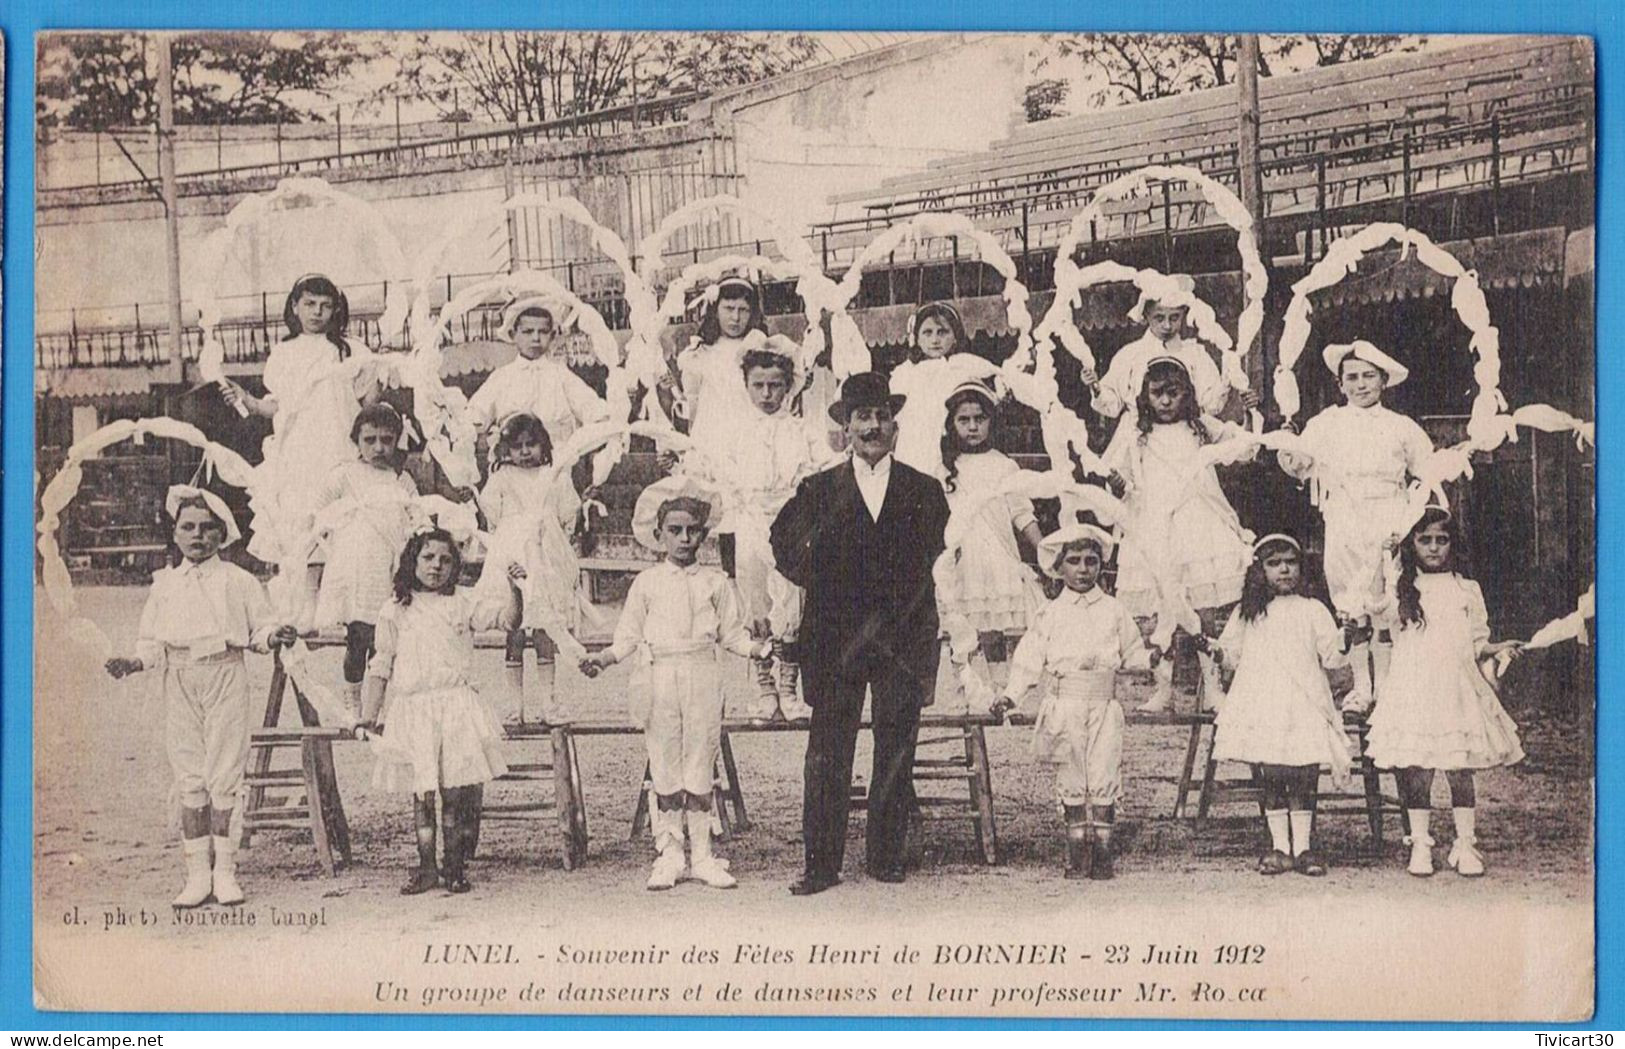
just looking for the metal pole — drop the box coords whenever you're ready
[453,88,461,151]
[155,34,187,371]
[632,59,641,129]
[395,96,402,153]
[216,124,223,176]
[335,105,343,160]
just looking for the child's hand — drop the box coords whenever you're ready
[1147,646,1164,668]
[1079,367,1100,389]
[352,720,379,741]
[1239,389,1262,411]
[655,450,680,474]
[989,696,1017,723]
[269,625,299,649]
[105,657,143,680]
[1189,633,1212,655]
[506,562,528,582]
[1382,532,1405,554]
[578,657,605,678]
[1485,640,1525,659]
[1105,470,1128,498]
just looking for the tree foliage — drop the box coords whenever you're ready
[36,32,373,129]
[386,31,821,125]
[1025,33,1428,120]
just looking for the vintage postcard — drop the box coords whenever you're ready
[31,29,1595,1019]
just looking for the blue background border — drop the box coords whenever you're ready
[2,0,1616,1030]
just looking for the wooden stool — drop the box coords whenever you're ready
[485,723,587,870]
[241,727,352,876]
[1181,711,1405,850]
[895,719,999,865]
[628,730,749,841]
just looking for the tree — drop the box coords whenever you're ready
[1024,33,1427,121]
[385,31,820,125]
[36,31,375,129]
[1023,77,1069,123]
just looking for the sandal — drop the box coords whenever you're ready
[1257,850,1294,876]
[1294,850,1328,877]
[400,866,440,895]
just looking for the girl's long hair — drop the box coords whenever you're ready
[282,273,352,359]
[908,302,969,364]
[491,412,554,472]
[1238,537,1317,623]
[1135,358,1208,443]
[696,281,767,344]
[1394,506,1468,629]
[391,528,462,606]
[939,386,998,493]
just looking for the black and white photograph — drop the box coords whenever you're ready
[31,29,1596,1019]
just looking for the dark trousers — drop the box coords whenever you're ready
[802,662,926,877]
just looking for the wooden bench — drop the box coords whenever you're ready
[554,715,1002,867]
[241,724,353,877]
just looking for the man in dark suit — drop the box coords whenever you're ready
[771,371,950,895]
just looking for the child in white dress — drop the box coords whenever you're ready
[1081,276,1237,422]
[890,302,998,473]
[991,525,1158,879]
[1203,534,1353,877]
[105,487,297,908]
[1103,356,1255,713]
[310,403,422,720]
[221,274,379,592]
[579,477,770,890]
[936,378,1043,704]
[465,297,610,459]
[357,528,521,895]
[713,348,831,720]
[1367,506,1525,877]
[477,412,581,724]
[668,278,770,464]
[1278,340,1435,715]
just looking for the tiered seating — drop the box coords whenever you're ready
[816,37,1593,269]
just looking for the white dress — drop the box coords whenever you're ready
[464,353,610,450]
[250,333,372,564]
[1367,574,1525,770]
[1106,418,1254,616]
[1283,403,1434,616]
[310,462,421,626]
[1092,333,1229,420]
[676,336,759,469]
[369,591,512,795]
[476,464,581,610]
[889,354,997,473]
[939,450,1042,633]
[1212,595,1353,778]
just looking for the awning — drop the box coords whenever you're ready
[39,365,173,403]
[1307,227,1567,309]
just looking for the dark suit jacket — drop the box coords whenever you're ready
[770,457,950,703]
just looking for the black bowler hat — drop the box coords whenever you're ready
[828,371,907,423]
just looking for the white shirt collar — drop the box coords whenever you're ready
[1055,584,1105,606]
[852,454,893,478]
[177,555,220,576]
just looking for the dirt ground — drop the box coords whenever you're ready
[31,586,1595,1018]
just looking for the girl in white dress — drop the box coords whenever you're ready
[668,277,769,464]
[1367,506,1525,878]
[357,528,521,895]
[891,302,997,473]
[221,274,379,611]
[937,379,1043,691]
[1278,341,1435,715]
[1204,534,1353,877]
[477,412,580,724]
[1104,357,1254,713]
[311,403,422,720]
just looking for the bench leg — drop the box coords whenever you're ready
[967,726,998,865]
[631,762,652,841]
[314,738,352,865]
[243,665,290,848]
[1173,721,1203,819]
[300,740,337,877]
[1362,762,1385,850]
[719,730,749,833]
[550,728,582,871]
[1196,722,1220,821]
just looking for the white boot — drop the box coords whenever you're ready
[646,806,686,891]
[173,836,214,908]
[533,659,564,725]
[1448,808,1485,876]
[774,641,811,720]
[212,834,246,905]
[686,809,737,889]
[1404,810,1435,877]
[1138,661,1174,714]
[342,681,363,724]
[1196,651,1224,713]
[1341,642,1375,715]
[748,658,780,721]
